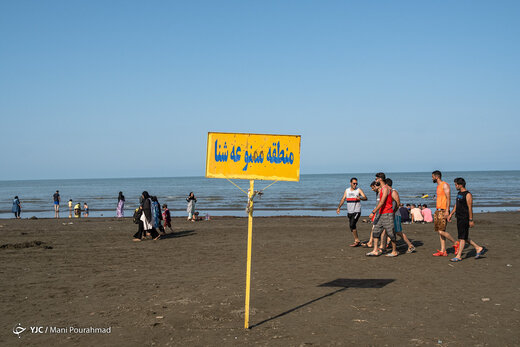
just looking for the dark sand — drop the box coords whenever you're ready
[0,213,519,346]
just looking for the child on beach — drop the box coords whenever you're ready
[74,202,81,218]
[68,199,73,218]
[162,204,173,233]
[447,178,486,262]
[83,202,89,217]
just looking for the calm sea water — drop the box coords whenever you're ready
[1,171,519,219]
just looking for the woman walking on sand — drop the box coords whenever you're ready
[12,196,21,219]
[139,191,159,240]
[186,192,197,222]
[151,196,165,236]
[117,192,125,218]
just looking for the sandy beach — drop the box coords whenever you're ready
[0,213,519,346]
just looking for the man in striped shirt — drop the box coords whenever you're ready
[337,177,368,247]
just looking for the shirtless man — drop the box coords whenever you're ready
[337,177,368,247]
[431,170,459,256]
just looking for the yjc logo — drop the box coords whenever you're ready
[13,323,26,338]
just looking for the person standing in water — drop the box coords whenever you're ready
[53,190,60,218]
[12,196,21,219]
[117,192,125,218]
[83,202,89,217]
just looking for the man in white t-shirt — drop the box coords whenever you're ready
[337,177,368,247]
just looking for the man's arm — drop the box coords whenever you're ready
[392,190,400,212]
[370,187,388,218]
[467,192,475,227]
[448,204,457,222]
[358,188,368,201]
[443,182,451,218]
[336,191,346,214]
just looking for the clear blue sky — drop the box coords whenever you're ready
[1,1,519,180]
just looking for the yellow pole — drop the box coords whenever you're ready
[244,179,254,329]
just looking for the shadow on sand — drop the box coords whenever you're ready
[249,278,395,329]
[159,230,196,240]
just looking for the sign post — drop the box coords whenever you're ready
[244,179,254,329]
[206,132,301,329]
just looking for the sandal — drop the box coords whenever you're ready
[450,257,462,262]
[475,247,487,259]
[350,241,361,247]
[366,251,381,257]
[360,242,371,248]
[406,246,416,254]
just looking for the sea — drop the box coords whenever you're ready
[1,171,519,219]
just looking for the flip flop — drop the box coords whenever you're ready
[366,251,381,257]
[350,241,361,247]
[450,257,462,262]
[475,247,487,259]
[385,253,399,257]
[360,242,371,248]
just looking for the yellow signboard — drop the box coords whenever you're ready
[206,132,301,182]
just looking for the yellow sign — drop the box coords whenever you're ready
[206,132,301,182]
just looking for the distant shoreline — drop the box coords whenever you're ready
[0,210,518,220]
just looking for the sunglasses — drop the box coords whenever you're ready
[352,182,358,185]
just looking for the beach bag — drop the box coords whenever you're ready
[133,208,142,224]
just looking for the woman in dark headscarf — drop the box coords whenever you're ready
[140,191,159,240]
[116,191,125,218]
[151,196,165,235]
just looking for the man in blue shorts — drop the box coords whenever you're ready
[53,190,60,218]
[386,179,415,254]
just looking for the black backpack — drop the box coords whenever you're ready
[133,208,142,224]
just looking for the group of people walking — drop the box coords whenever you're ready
[28,190,195,222]
[132,191,180,241]
[337,170,487,262]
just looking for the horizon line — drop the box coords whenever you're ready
[1,169,519,182]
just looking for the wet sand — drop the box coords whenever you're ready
[0,213,519,346]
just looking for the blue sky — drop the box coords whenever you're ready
[1,1,519,180]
